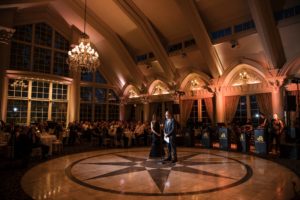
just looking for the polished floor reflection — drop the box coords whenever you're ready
[21,148,300,200]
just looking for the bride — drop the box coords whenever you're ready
[149,113,165,158]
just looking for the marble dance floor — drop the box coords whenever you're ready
[21,148,300,200]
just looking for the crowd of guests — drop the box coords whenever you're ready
[67,120,152,147]
[0,111,298,168]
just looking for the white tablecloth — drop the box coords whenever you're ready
[40,134,57,155]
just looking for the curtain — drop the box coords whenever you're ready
[225,96,240,124]
[204,98,214,123]
[180,100,194,127]
[256,93,273,119]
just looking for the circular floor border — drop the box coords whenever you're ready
[65,149,253,196]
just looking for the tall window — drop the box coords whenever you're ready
[189,100,198,125]
[7,100,28,125]
[95,104,106,121]
[95,70,107,83]
[234,96,247,124]
[80,103,92,122]
[108,104,119,121]
[52,83,68,100]
[81,72,93,82]
[8,80,28,98]
[10,42,31,70]
[250,95,260,126]
[80,87,93,102]
[52,102,67,122]
[31,101,48,123]
[233,95,260,125]
[201,99,211,125]
[6,79,68,125]
[31,81,49,99]
[10,23,70,76]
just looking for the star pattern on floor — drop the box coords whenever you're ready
[81,153,236,193]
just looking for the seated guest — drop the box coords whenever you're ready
[123,124,133,147]
[15,126,31,167]
[68,122,78,145]
[134,121,145,146]
[28,126,49,159]
[115,122,124,147]
[231,121,242,151]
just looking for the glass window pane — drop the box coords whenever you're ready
[6,100,28,125]
[31,81,49,99]
[80,87,93,102]
[54,51,69,76]
[10,42,31,70]
[52,102,67,122]
[80,103,92,121]
[35,23,53,47]
[33,47,51,73]
[95,88,106,103]
[54,31,69,51]
[95,70,107,83]
[12,24,33,42]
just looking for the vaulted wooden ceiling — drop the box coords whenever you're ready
[1,0,298,92]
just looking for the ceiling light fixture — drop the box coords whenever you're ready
[67,0,100,73]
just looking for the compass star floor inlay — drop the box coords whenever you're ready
[21,148,300,200]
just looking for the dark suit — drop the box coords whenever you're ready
[164,118,177,160]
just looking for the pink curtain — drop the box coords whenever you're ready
[180,100,194,127]
[204,98,214,123]
[256,93,273,119]
[225,96,240,124]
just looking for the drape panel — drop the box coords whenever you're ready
[204,98,214,123]
[225,95,240,124]
[180,100,194,127]
[256,93,273,118]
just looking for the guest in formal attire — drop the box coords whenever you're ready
[244,119,253,152]
[164,111,177,163]
[133,121,145,146]
[149,114,165,158]
[270,113,284,154]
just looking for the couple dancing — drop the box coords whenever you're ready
[149,111,177,163]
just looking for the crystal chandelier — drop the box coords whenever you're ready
[239,71,249,83]
[10,79,28,88]
[67,0,100,73]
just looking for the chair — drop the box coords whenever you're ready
[31,147,42,159]
[103,138,112,148]
[52,140,63,154]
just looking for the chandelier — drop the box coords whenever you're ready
[67,0,100,73]
[10,79,28,88]
[239,71,249,83]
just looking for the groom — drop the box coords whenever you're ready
[164,111,177,163]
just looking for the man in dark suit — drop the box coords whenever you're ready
[164,111,177,163]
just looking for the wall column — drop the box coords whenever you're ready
[119,97,126,121]
[269,77,285,119]
[69,71,80,122]
[246,95,251,120]
[216,90,225,123]
[0,76,8,122]
[143,101,150,122]
[272,87,284,119]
